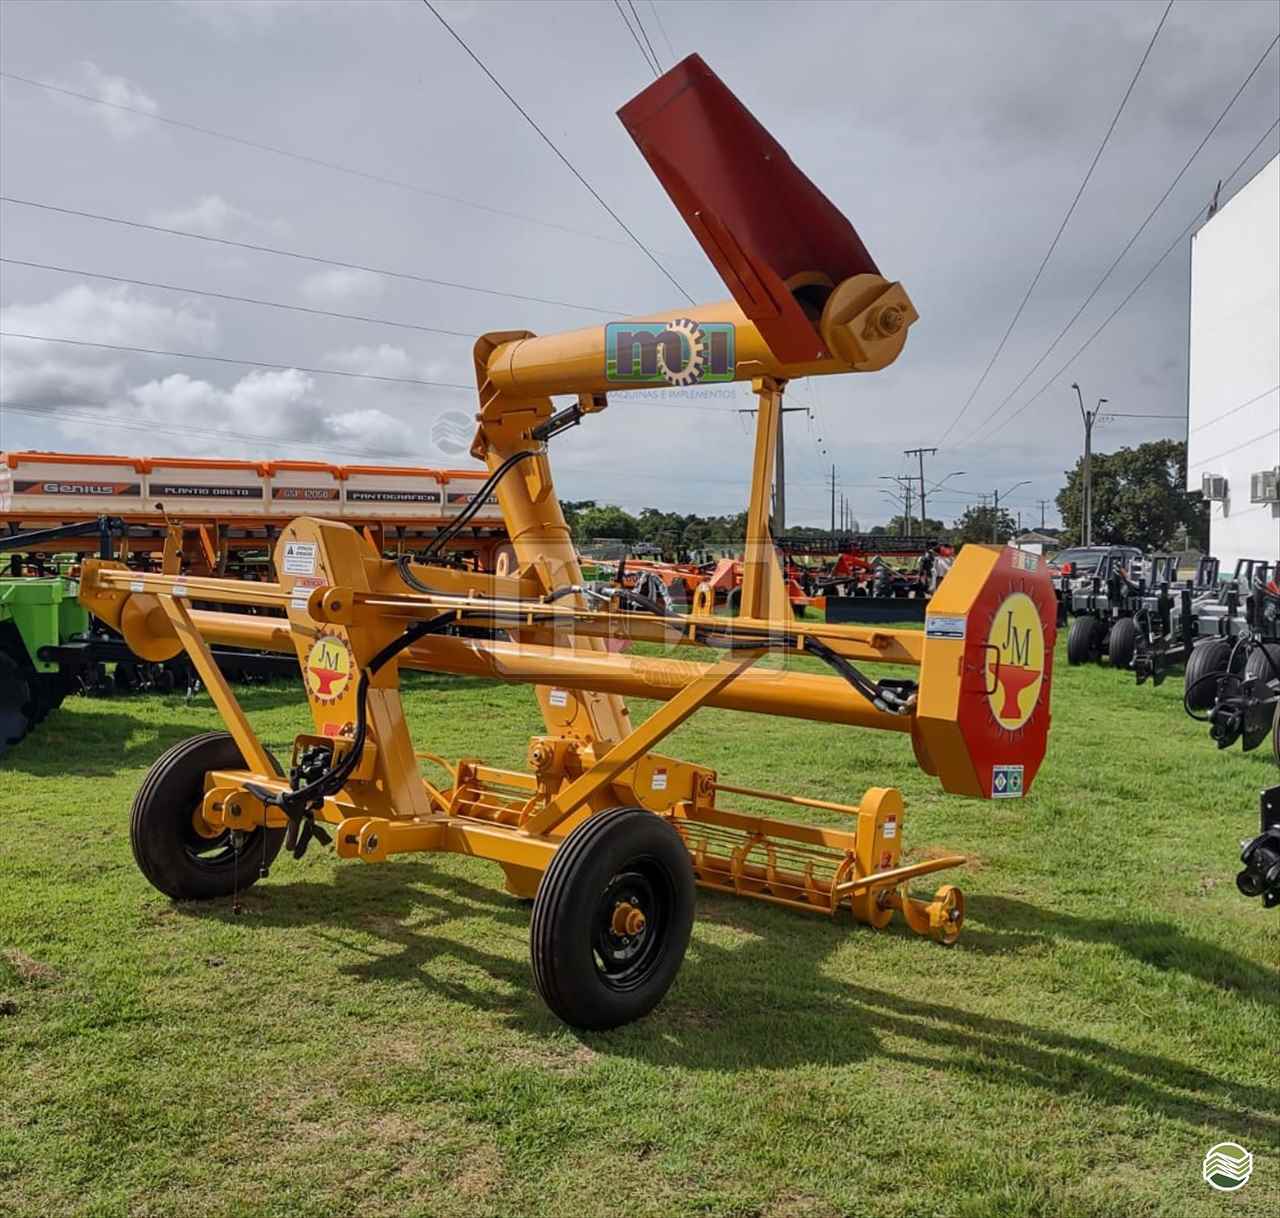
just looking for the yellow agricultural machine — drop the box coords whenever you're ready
[79,55,1057,1030]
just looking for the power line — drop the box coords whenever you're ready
[0,398,738,464]
[646,1,677,67]
[0,68,650,253]
[1187,428,1280,470]
[0,331,475,390]
[0,256,474,338]
[0,195,629,315]
[1189,383,1279,433]
[936,0,1173,444]
[629,0,664,74]
[955,31,1280,447]
[0,332,741,415]
[420,0,694,303]
[961,113,1280,447]
[614,0,659,76]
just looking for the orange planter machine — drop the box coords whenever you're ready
[79,55,1057,1030]
[1,452,508,573]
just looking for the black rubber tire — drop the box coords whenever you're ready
[1244,641,1280,690]
[1106,616,1138,670]
[725,587,742,618]
[1184,637,1234,712]
[530,806,695,1031]
[24,671,73,728]
[0,649,31,758]
[130,732,285,900]
[1067,616,1104,665]
[1272,698,1280,767]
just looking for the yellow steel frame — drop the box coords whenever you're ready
[79,278,986,942]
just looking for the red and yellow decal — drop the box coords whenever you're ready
[985,591,1046,731]
[304,634,354,703]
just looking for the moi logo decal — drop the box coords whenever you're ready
[305,635,354,704]
[605,319,735,386]
[986,591,1045,731]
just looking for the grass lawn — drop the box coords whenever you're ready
[1,632,1277,1218]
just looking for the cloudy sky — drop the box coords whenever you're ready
[1,0,1277,530]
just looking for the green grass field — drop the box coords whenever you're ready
[1,636,1277,1218]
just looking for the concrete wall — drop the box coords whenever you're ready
[1186,155,1279,568]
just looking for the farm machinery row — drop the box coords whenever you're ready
[67,54,1064,1030]
[0,456,520,756]
[591,534,945,621]
[0,517,304,756]
[1062,550,1279,753]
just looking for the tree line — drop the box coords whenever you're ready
[565,439,1207,555]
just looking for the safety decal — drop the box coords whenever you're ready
[992,764,1025,798]
[925,615,966,640]
[283,541,318,576]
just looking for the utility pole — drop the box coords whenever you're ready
[1071,383,1105,547]
[992,480,1031,543]
[903,446,937,530]
[828,464,837,532]
[737,404,808,532]
[1037,499,1050,531]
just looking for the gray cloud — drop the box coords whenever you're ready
[1,0,1276,529]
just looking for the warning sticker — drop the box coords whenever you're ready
[548,688,569,708]
[290,575,325,613]
[925,615,966,640]
[882,817,897,839]
[652,768,668,791]
[282,541,317,576]
[992,764,1025,799]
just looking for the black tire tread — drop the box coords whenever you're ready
[1067,616,1102,666]
[1184,637,1232,712]
[1107,616,1138,670]
[530,806,694,1030]
[130,731,283,900]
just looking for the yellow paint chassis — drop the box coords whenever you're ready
[78,55,1058,1030]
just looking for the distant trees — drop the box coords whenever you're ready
[563,502,749,552]
[952,505,1017,544]
[1055,439,1207,551]
[871,515,947,538]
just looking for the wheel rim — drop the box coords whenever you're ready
[591,861,672,992]
[180,805,259,871]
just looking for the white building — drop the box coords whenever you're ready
[1186,154,1279,570]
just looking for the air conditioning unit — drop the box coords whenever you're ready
[1201,474,1228,501]
[1250,468,1279,504]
